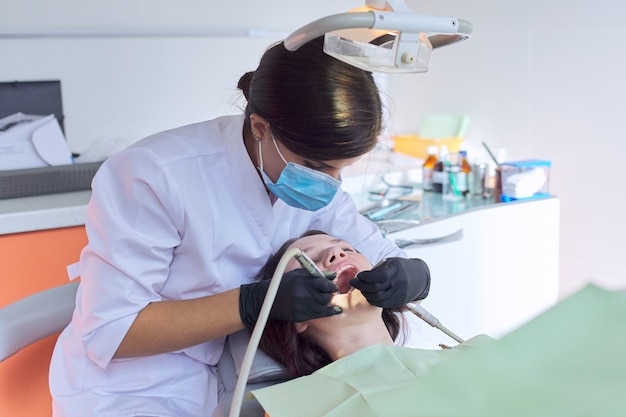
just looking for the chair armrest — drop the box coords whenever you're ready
[0,282,78,361]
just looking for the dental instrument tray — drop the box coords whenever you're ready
[359,197,420,221]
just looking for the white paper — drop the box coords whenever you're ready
[0,112,73,170]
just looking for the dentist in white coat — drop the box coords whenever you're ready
[49,37,431,417]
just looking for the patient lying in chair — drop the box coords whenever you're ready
[215,230,489,417]
[221,230,626,416]
[255,229,407,378]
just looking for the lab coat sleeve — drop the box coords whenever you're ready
[76,146,185,369]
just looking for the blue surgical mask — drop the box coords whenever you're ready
[258,137,341,211]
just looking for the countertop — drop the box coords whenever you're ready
[0,190,91,235]
[0,148,419,235]
[0,186,532,237]
[0,149,551,236]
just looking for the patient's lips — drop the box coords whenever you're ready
[333,264,358,294]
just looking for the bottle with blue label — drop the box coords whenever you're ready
[442,151,463,201]
[457,150,471,196]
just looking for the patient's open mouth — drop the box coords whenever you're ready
[334,265,358,294]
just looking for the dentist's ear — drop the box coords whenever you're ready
[249,113,271,140]
[294,322,309,334]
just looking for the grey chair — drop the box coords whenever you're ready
[0,282,78,361]
[0,282,287,417]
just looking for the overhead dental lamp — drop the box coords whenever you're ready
[284,0,473,73]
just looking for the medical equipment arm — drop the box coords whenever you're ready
[349,257,431,308]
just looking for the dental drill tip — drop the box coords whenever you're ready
[323,271,337,280]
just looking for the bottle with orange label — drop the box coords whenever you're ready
[431,145,448,193]
[421,145,439,191]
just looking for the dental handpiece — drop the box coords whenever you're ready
[406,302,465,344]
[294,250,334,279]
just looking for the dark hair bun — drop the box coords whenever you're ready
[237,71,254,101]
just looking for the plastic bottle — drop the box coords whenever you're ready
[457,150,471,196]
[431,145,449,193]
[421,145,439,191]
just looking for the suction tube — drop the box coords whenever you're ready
[229,247,304,417]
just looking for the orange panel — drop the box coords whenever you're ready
[0,226,87,306]
[0,335,59,417]
[0,226,87,417]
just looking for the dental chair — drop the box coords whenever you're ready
[213,330,290,417]
[0,282,78,416]
[0,281,79,362]
[0,282,286,417]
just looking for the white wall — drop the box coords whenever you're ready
[391,0,626,297]
[2,0,624,297]
[0,1,359,153]
[1,36,276,153]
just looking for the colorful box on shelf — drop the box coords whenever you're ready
[499,159,551,202]
[392,135,463,159]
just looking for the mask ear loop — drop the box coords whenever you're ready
[252,129,265,172]
[254,123,287,172]
[270,134,289,165]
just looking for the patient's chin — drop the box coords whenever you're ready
[330,290,371,311]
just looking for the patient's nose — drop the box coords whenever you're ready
[327,247,347,265]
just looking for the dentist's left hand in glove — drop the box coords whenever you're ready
[349,257,431,308]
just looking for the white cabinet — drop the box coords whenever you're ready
[389,197,560,349]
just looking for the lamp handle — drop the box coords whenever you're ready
[284,11,472,52]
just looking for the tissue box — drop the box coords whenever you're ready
[499,160,551,202]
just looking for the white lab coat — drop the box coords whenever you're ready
[49,114,404,417]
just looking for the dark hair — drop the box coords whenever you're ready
[256,230,402,378]
[238,37,383,161]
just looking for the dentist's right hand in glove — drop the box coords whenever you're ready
[239,268,341,328]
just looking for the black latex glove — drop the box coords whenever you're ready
[239,268,341,328]
[349,257,431,308]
